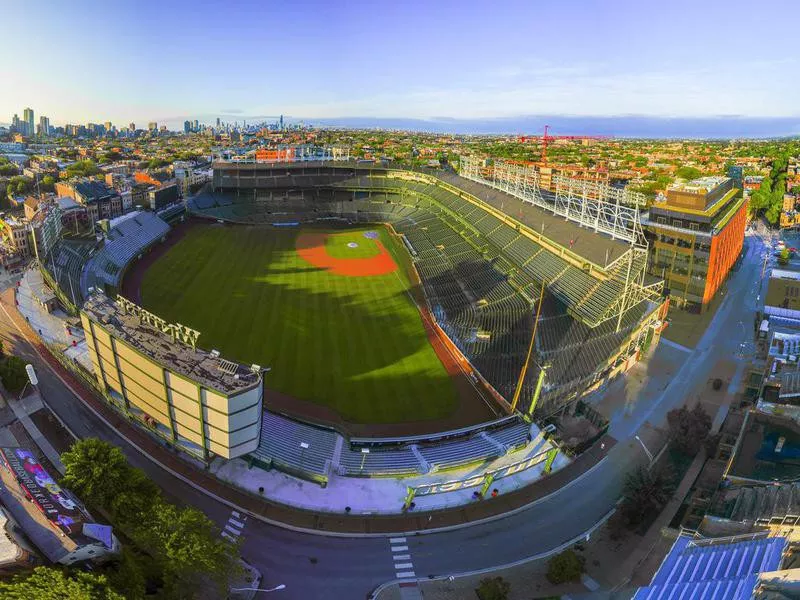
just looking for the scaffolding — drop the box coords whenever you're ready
[459,155,646,244]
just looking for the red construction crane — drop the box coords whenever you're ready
[518,125,612,163]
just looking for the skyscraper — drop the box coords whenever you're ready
[129,122,136,132]
[148,122,157,131]
[23,108,34,137]
[11,114,20,133]
[38,116,50,137]
[216,117,221,128]
[193,119,199,132]
[184,120,191,133]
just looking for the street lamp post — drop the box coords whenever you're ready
[360,447,370,472]
[230,584,286,594]
[634,435,654,463]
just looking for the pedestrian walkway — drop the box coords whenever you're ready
[3,390,65,474]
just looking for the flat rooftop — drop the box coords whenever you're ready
[668,175,730,194]
[82,292,261,396]
[772,268,800,281]
[434,171,630,267]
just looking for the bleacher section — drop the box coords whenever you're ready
[634,534,787,600]
[251,412,338,483]
[82,212,170,295]
[254,413,535,481]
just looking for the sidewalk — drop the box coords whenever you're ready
[5,277,613,535]
[3,389,65,474]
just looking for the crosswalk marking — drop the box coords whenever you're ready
[221,511,247,543]
[388,537,417,581]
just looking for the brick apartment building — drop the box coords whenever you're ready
[643,176,747,312]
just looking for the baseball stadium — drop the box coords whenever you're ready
[38,153,667,484]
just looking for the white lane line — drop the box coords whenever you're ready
[393,554,411,561]
[232,511,240,518]
[389,537,406,544]
[396,571,416,578]
[221,532,237,542]
[391,545,408,553]
[229,518,246,528]
[394,563,413,570]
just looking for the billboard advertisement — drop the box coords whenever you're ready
[0,447,85,534]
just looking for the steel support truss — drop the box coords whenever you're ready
[459,155,646,244]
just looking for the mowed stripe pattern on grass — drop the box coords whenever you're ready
[139,225,458,424]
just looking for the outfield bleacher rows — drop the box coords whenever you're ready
[251,411,535,482]
[82,212,171,295]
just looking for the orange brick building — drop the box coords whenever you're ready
[644,176,747,313]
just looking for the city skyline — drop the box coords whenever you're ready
[4,0,800,134]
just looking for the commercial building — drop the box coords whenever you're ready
[23,108,34,138]
[0,447,120,566]
[643,176,747,312]
[55,179,123,223]
[0,214,32,258]
[37,116,49,137]
[81,292,264,460]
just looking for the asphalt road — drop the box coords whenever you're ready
[0,233,767,599]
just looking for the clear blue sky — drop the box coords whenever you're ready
[4,0,799,129]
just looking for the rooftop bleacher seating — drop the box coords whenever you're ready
[634,534,787,600]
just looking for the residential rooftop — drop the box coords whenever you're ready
[82,292,262,396]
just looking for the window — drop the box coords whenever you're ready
[672,219,682,228]
[689,222,699,231]
[656,217,667,225]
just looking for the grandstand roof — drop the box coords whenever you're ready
[433,172,631,268]
[634,534,787,600]
[82,292,261,396]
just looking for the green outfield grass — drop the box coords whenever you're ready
[139,225,458,424]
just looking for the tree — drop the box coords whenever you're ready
[0,355,29,392]
[60,439,239,599]
[131,502,239,597]
[476,576,511,600]
[667,403,712,456]
[61,438,159,521]
[620,465,676,527]
[41,175,55,191]
[0,566,125,600]
[675,166,702,180]
[546,549,585,584]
